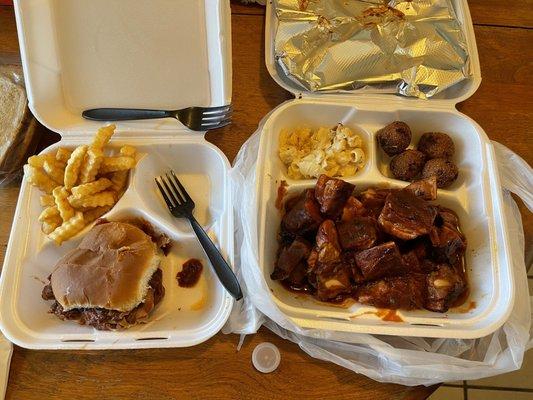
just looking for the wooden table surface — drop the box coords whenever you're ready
[0,2,531,399]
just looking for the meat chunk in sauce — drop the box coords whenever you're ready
[399,241,433,273]
[286,261,309,287]
[282,189,323,234]
[314,175,355,217]
[378,190,437,240]
[401,250,422,273]
[430,225,466,266]
[436,206,460,227]
[341,251,365,283]
[426,264,466,312]
[354,241,405,280]
[315,220,341,264]
[307,248,319,273]
[356,274,426,310]
[404,176,437,201]
[430,209,466,267]
[315,263,352,301]
[359,188,393,218]
[337,216,378,251]
[341,196,366,221]
[272,238,312,281]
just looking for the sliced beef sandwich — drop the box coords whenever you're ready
[42,221,168,330]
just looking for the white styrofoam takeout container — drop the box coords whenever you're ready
[253,0,515,339]
[0,0,235,349]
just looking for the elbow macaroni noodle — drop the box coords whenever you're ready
[279,124,366,179]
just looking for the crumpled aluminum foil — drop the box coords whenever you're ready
[274,0,471,98]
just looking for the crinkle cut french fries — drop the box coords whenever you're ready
[22,125,138,245]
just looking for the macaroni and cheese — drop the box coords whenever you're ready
[279,124,365,179]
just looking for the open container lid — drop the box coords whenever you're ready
[265,0,481,107]
[14,0,232,135]
[0,0,236,350]
[253,0,515,340]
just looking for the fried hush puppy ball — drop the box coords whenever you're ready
[376,121,412,156]
[417,132,455,159]
[422,158,458,188]
[389,150,426,181]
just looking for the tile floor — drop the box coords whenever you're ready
[428,276,533,400]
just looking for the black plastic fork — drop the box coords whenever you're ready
[155,170,242,300]
[82,105,232,131]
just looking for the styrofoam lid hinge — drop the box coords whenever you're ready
[57,127,209,143]
[296,91,458,110]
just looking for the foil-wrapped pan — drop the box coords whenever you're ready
[274,0,471,98]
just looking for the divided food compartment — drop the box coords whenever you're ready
[0,0,235,349]
[252,0,514,338]
[254,99,514,339]
[0,135,234,349]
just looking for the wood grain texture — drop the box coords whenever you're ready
[458,26,533,163]
[230,0,533,27]
[6,327,436,400]
[206,15,291,161]
[231,0,265,15]
[468,0,533,28]
[457,25,533,248]
[0,4,531,399]
[0,6,19,64]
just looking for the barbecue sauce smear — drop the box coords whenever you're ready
[177,258,203,288]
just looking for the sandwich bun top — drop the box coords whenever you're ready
[50,221,161,312]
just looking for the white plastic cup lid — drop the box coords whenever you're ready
[252,342,281,373]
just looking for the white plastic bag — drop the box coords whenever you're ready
[225,119,533,386]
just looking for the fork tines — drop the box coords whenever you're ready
[201,105,232,115]
[197,105,232,130]
[155,170,193,210]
